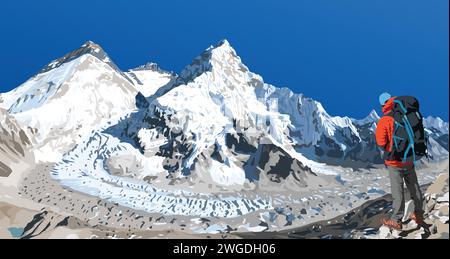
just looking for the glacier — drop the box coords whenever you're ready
[51,132,272,218]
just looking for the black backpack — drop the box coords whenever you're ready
[386,96,427,162]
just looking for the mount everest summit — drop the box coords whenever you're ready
[0,40,448,237]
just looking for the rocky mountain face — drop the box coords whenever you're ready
[0,108,34,177]
[424,116,449,152]
[256,85,386,167]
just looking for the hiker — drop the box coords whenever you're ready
[375,92,426,230]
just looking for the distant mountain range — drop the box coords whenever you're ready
[0,40,448,216]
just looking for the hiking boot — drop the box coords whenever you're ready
[410,212,424,225]
[381,218,402,230]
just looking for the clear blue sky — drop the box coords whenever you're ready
[0,0,448,119]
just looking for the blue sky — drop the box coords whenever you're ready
[0,0,448,119]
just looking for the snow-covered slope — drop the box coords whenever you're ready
[255,85,372,165]
[424,116,449,154]
[0,93,8,109]
[38,41,132,82]
[256,86,360,147]
[424,116,449,133]
[126,63,177,97]
[2,42,138,162]
[353,110,380,127]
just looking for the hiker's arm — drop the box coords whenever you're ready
[375,117,389,151]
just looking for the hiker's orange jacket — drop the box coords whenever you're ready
[375,97,413,168]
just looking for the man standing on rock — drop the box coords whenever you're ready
[375,92,425,230]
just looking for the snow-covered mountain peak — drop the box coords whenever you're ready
[150,41,296,178]
[295,94,358,135]
[207,39,243,67]
[368,109,380,120]
[0,41,138,162]
[126,62,177,97]
[255,85,362,156]
[131,62,159,71]
[209,39,234,54]
[353,109,380,126]
[158,40,270,127]
[6,50,133,115]
[38,41,112,73]
[130,62,175,75]
[179,39,250,83]
[424,116,449,133]
[81,40,101,49]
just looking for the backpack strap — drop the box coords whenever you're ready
[394,100,408,113]
[402,116,416,164]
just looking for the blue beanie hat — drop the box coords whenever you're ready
[379,92,391,106]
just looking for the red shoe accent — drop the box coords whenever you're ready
[410,212,424,225]
[381,218,403,230]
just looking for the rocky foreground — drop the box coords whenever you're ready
[236,172,448,239]
[376,173,448,239]
[1,168,448,239]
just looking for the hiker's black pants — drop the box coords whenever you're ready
[387,164,424,221]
